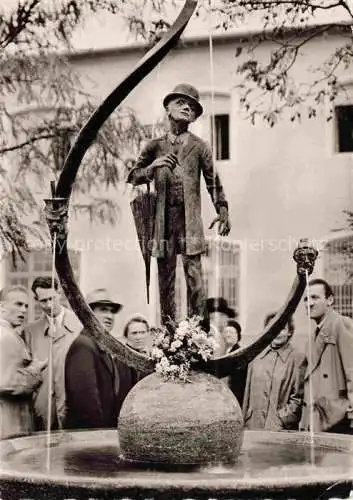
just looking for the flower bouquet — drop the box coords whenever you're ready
[150,316,217,382]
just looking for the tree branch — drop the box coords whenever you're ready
[0,133,55,155]
[237,0,345,9]
[0,0,42,49]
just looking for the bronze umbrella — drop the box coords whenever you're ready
[130,186,156,303]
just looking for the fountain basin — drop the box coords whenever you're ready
[0,429,352,499]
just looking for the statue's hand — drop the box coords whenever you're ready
[209,206,231,236]
[151,153,178,171]
[145,153,179,181]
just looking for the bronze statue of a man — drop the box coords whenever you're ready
[127,83,230,325]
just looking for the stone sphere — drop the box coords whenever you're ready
[118,371,244,465]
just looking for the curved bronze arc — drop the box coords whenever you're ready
[201,240,318,377]
[50,0,197,372]
[201,275,305,378]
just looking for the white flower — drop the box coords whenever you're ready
[155,363,163,374]
[161,338,170,349]
[178,320,189,331]
[150,347,164,360]
[191,332,207,347]
[169,339,182,352]
[160,356,170,368]
[175,320,189,340]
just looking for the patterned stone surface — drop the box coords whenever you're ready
[118,371,244,465]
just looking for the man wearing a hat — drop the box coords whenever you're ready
[86,288,122,333]
[127,83,231,325]
[64,289,124,430]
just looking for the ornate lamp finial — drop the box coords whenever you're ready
[44,181,69,243]
[44,197,69,243]
[293,238,318,276]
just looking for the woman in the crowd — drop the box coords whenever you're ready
[222,318,247,407]
[223,319,242,353]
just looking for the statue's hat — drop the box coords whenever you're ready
[163,83,203,118]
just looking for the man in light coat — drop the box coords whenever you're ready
[299,278,353,433]
[0,286,46,439]
[127,83,231,325]
[243,313,303,431]
[25,277,81,430]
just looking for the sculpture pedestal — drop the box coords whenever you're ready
[118,371,244,465]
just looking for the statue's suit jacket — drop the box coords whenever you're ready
[127,132,228,258]
[299,309,353,431]
[25,308,82,429]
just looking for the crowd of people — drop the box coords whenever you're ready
[211,279,353,434]
[0,277,151,438]
[0,276,352,440]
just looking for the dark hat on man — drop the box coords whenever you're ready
[86,288,123,314]
[163,83,203,118]
[206,297,236,318]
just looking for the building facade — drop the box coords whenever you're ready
[1,27,353,339]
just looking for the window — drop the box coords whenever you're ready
[5,248,81,321]
[322,233,353,317]
[211,114,230,160]
[175,237,241,321]
[335,105,353,153]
